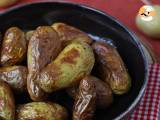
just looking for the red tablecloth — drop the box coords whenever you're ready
[1,0,160,62]
[0,0,160,119]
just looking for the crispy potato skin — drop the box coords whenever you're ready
[0,81,15,120]
[68,75,113,108]
[92,42,131,95]
[16,102,68,120]
[38,41,95,93]
[0,66,27,93]
[73,76,96,120]
[52,23,92,46]
[0,27,27,66]
[27,26,62,101]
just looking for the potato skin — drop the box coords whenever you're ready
[16,102,68,120]
[73,76,96,120]
[25,30,34,42]
[27,26,61,101]
[38,41,95,93]
[0,81,15,120]
[68,75,113,108]
[90,76,113,108]
[92,42,131,95]
[52,23,92,47]
[0,27,27,66]
[0,66,27,93]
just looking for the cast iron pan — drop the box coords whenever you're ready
[0,2,149,120]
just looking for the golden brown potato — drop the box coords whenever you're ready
[73,76,96,120]
[0,81,15,120]
[52,23,92,47]
[92,42,131,95]
[0,27,27,66]
[27,26,61,101]
[0,66,27,93]
[16,102,68,120]
[38,41,95,93]
[0,0,18,7]
[67,75,113,108]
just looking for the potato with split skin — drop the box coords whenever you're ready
[0,66,27,94]
[68,75,113,108]
[0,27,27,66]
[16,102,68,120]
[38,41,95,93]
[52,23,92,47]
[92,42,131,95]
[73,76,96,120]
[27,26,62,101]
[0,81,15,120]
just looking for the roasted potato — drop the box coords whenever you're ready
[68,75,113,108]
[0,27,27,66]
[73,76,96,120]
[38,41,95,93]
[92,42,131,95]
[52,23,92,47]
[0,81,15,120]
[0,66,27,93]
[27,26,61,73]
[27,26,61,101]
[16,102,68,120]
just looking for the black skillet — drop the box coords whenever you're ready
[0,1,149,120]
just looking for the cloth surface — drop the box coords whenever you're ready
[130,64,160,120]
[0,0,160,119]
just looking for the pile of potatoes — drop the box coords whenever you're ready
[0,23,131,120]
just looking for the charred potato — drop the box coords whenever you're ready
[52,23,92,47]
[38,41,95,93]
[27,26,61,101]
[0,81,15,120]
[0,66,27,93]
[16,102,68,120]
[73,76,96,120]
[92,42,131,95]
[0,27,27,66]
[68,75,113,108]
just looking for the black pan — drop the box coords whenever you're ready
[0,2,149,120]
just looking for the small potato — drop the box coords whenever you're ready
[52,23,92,47]
[0,81,15,120]
[0,0,18,7]
[92,42,131,95]
[27,26,61,101]
[0,66,27,93]
[73,76,96,120]
[16,102,68,120]
[1,27,27,66]
[27,26,61,73]
[67,75,113,108]
[38,41,95,93]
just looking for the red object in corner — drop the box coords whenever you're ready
[0,0,160,62]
